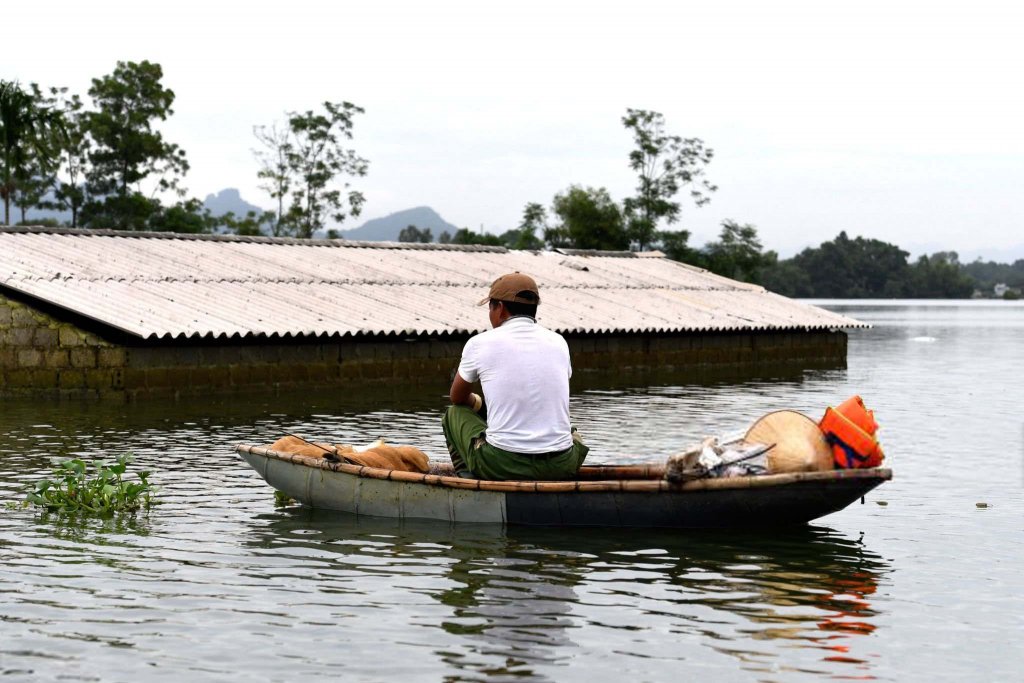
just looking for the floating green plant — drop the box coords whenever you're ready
[24,454,155,515]
[273,489,296,508]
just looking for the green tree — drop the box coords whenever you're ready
[83,60,189,229]
[763,239,983,298]
[450,227,503,246]
[655,229,698,263]
[8,85,66,224]
[398,224,433,243]
[503,202,546,250]
[701,220,776,285]
[283,101,369,238]
[498,228,543,250]
[907,252,975,298]
[80,193,163,230]
[621,108,716,250]
[42,86,90,227]
[768,232,912,298]
[221,209,276,236]
[253,122,294,236]
[761,258,813,297]
[147,198,216,233]
[438,230,452,244]
[541,223,573,249]
[962,258,1024,292]
[547,185,628,250]
[0,80,65,225]
[12,143,56,225]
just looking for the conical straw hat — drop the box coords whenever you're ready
[745,410,833,473]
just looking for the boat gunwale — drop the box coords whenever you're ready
[235,444,893,494]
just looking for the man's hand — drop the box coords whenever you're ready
[450,372,482,412]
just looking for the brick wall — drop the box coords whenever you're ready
[2,293,846,399]
[0,294,125,398]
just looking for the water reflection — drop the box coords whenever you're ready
[28,511,154,545]
[244,511,889,680]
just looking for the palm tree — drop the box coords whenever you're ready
[0,80,65,225]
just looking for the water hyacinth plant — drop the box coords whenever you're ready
[25,454,155,514]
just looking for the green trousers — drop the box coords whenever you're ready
[441,405,588,481]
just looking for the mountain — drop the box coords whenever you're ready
[203,188,267,218]
[341,206,460,242]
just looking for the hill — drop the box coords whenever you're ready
[202,188,267,218]
[341,207,459,242]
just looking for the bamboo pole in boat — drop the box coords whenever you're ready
[236,445,892,494]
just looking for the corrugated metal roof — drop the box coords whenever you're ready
[0,227,866,340]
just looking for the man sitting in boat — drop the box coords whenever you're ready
[442,272,589,480]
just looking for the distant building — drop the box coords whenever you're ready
[994,283,1009,297]
[0,227,866,399]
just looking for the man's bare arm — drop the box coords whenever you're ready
[449,373,482,411]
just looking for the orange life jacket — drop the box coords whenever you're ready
[819,395,885,469]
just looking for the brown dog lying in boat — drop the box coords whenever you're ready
[267,435,430,473]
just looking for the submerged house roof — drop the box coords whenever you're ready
[0,227,866,341]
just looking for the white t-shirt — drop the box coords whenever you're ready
[457,317,573,453]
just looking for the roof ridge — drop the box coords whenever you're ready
[0,226,508,252]
[6,272,753,291]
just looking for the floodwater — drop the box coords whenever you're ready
[1,301,1022,682]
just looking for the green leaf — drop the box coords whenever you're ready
[24,453,156,516]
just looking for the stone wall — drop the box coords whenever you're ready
[121,338,466,399]
[567,329,846,372]
[1,293,846,400]
[0,294,125,398]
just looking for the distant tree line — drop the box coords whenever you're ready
[961,259,1024,295]
[662,225,1011,299]
[0,62,366,235]
[759,232,982,298]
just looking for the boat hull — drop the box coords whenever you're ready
[236,445,891,528]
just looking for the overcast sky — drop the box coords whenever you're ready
[5,0,1022,258]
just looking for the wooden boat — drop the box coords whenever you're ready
[235,444,892,528]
